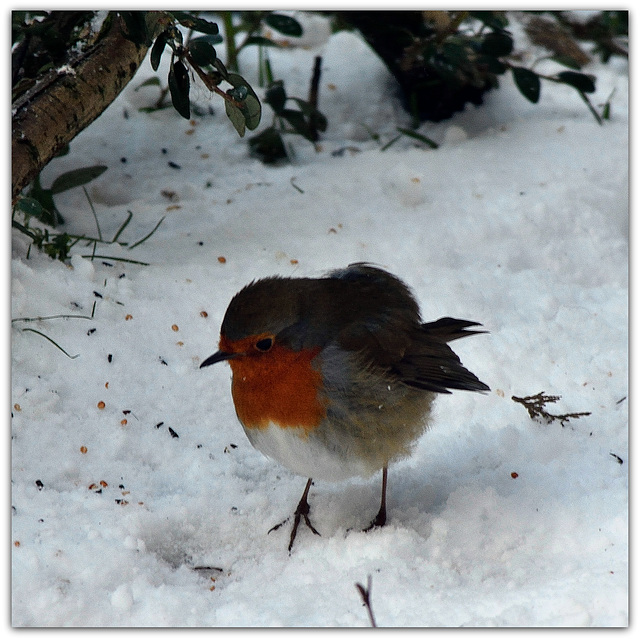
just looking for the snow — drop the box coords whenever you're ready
[10,11,628,628]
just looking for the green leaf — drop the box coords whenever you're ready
[188,39,217,67]
[512,66,540,103]
[289,98,328,132]
[169,60,191,119]
[119,11,151,46]
[243,35,281,48]
[225,100,246,137]
[190,33,223,46]
[280,108,310,138]
[27,176,61,226]
[265,82,287,114]
[151,31,169,71]
[229,85,248,101]
[265,13,303,37]
[469,11,509,31]
[50,166,108,195]
[477,54,507,75]
[556,71,596,94]
[242,95,261,131]
[14,196,44,218]
[551,55,582,70]
[169,12,219,36]
[213,58,229,81]
[226,73,261,129]
[248,127,288,164]
[480,31,513,57]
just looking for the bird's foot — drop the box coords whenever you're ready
[363,505,386,532]
[287,498,321,552]
[268,478,320,553]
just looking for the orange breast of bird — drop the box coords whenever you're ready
[221,335,326,432]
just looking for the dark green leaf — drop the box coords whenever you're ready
[556,71,596,94]
[241,95,261,131]
[265,82,287,114]
[226,73,261,129]
[27,177,61,226]
[244,35,281,48]
[229,85,249,102]
[213,58,229,81]
[188,39,217,67]
[190,33,223,46]
[229,85,248,101]
[551,55,582,70]
[14,196,43,218]
[249,127,288,164]
[169,60,191,119]
[151,31,169,71]
[225,72,252,91]
[480,31,513,57]
[225,92,261,136]
[50,166,108,195]
[288,97,312,115]
[280,108,310,138]
[289,98,328,132]
[55,144,70,158]
[169,12,219,36]
[265,13,303,37]
[469,11,509,31]
[512,66,540,103]
[119,11,150,46]
[477,54,507,75]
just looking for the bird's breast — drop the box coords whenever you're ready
[228,344,326,431]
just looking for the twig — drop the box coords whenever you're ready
[307,56,322,142]
[512,391,591,427]
[355,575,377,628]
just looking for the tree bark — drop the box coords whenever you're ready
[12,12,168,201]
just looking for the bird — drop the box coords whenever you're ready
[200,263,489,551]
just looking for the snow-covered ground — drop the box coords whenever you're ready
[10,12,628,627]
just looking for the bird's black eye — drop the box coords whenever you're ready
[255,337,274,352]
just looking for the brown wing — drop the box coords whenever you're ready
[392,317,490,394]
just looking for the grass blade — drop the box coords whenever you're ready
[79,254,150,266]
[128,216,165,250]
[396,127,439,149]
[112,210,133,243]
[21,328,79,359]
[83,186,102,241]
[13,314,94,322]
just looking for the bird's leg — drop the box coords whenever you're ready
[364,466,388,531]
[268,478,321,552]
[288,477,320,552]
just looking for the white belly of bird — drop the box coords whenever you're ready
[242,422,376,482]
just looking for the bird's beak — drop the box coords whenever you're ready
[200,350,237,368]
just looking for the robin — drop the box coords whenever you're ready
[200,263,489,551]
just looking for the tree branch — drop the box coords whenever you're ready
[12,12,168,202]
